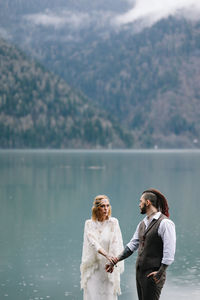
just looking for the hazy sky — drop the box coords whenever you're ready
[25,0,200,30]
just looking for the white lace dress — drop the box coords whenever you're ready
[80,217,124,300]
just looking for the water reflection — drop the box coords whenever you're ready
[0,150,200,299]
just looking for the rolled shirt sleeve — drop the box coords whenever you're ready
[158,218,176,265]
[126,223,140,252]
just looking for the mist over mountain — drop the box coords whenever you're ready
[1,0,200,148]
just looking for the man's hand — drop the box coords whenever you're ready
[147,271,160,284]
[147,264,168,284]
[104,255,119,265]
[108,256,119,265]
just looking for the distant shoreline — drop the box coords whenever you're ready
[1,148,200,154]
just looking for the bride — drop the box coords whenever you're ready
[80,195,124,300]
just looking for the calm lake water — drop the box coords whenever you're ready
[0,150,200,300]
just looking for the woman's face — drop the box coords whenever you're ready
[98,199,110,220]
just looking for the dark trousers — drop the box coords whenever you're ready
[136,267,166,300]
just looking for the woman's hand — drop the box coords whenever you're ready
[105,263,114,273]
[105,256,119,274]
[106,256,119,265]
[98,249,119,266]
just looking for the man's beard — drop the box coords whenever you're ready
[140,204,147,214]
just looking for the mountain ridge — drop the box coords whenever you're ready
[1,1,200,148]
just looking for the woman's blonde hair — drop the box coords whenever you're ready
[92,194,112,221]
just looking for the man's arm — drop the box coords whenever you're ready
[160,219,176,265]
[105,223,140,272]
[148,219,176,282]
[117,246,133,261]
[105,246,133,273]
[108,245,133,266]
[114,222,141,264]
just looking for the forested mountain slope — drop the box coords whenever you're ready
[18,17,200,148]
[0,38,133,148]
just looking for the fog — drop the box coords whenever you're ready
[24,0,200,32]
[115,0,200,27]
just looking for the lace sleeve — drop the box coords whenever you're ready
[106,218,124,295]
[85,222,102,252]
[82,220,102,256]
[80,220,99,289]
[109,218,124,274]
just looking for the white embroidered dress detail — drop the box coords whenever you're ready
[80,217,124,300]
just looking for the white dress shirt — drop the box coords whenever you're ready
[127,212,176,265]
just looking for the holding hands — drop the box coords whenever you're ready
[105,256,119,273]
[98,248,119,273]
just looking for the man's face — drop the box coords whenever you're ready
[139,195,147,214]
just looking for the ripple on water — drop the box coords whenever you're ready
[65,291,72,296]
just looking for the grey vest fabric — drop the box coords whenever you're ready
[136,213,167,271]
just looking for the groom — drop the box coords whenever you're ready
[106,188,176,300]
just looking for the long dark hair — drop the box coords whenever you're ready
[142,188,169,217]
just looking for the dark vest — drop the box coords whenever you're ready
[136,213,167,271]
